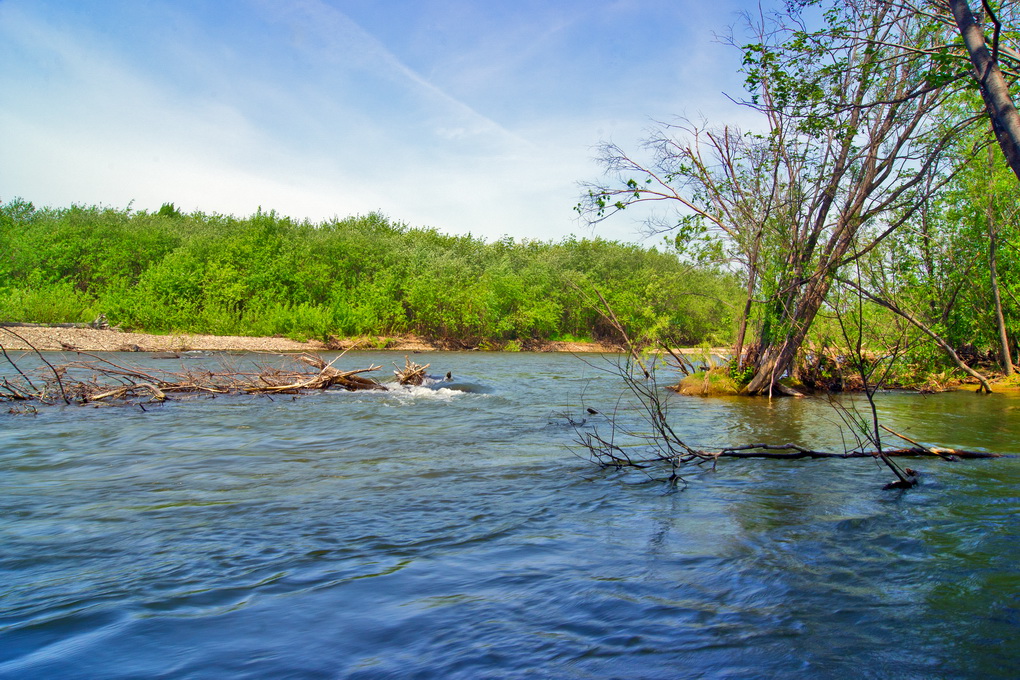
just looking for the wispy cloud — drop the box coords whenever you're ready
[254,0,534,149]
[0,0,756,242]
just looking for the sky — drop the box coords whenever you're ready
[0,0,761,243]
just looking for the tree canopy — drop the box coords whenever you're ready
[0,200,740,348]
[579,0,1020,393]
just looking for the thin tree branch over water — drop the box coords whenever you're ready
[570,280,1007,491]
[571,352,1003,491]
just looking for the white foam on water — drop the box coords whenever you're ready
[389,385,469,403]
[322,384,477,404]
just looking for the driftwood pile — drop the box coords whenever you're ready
[394,356,429,385]
[0,343,397,409]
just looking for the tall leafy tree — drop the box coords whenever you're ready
[581,1,968,394]
[942,0,1020,179]
[893,123,1019,375]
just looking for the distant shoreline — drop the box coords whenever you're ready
[0,325,629,354]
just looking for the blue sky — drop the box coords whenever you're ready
[0,0,758,242]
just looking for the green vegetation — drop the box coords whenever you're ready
[0,199,740,346]
[580,1,1020,392]
[674,369,740,397]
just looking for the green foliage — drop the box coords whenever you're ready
[0,199,741,346]
[157,202,184,219]
[890,127,1020,368]
[728,360,755,387]
[675,368,740,396]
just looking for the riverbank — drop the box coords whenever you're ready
[672,365,1020,395]
[0,325,624,354]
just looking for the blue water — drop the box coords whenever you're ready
[1,352,1018,678]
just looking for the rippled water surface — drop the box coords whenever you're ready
[1,352,1018,678]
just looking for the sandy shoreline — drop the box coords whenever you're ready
[0,325,623,354]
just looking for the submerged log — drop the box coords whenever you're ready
[713,443,1000,460]
[585,435,1000,464]
[576,411,1005,491]
[584,441,1001,471]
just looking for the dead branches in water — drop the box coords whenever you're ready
[578,403,1002,491]
[256,353,385,393]
[393,356,453,386]
[0,345,391,408]
[573,353,1006,491]
[394,356,429,385]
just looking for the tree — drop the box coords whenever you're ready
[982,141,1016,375]
[889,122,1019,377]
[580,1,967,395]
[943,0,1020,180]
[787,1,1020,179]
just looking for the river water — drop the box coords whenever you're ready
[0,351,1017,679]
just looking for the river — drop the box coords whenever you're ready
[1,351,1017,678]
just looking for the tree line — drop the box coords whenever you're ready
[579,0,1020,393]
[0,200,740,347]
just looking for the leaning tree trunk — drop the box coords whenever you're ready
[949,0,1020,183]
[837,278,995,393]
[743,272,833,396]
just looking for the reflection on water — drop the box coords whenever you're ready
[0,352,1017,679]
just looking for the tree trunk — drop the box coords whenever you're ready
[949,0,1020,182]
[743,273,832,395]
[985,142,1014,375]
[988,223,1014,376]
[989,234,1013,375]
[732,266,758,369]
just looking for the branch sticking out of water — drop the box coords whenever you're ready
[1,328,70,404]
[572,353,1004,491]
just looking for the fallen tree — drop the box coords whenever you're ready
[0,328,432,408]
[572,354,1006,490]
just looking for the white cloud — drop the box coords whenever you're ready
[0,0,762,244]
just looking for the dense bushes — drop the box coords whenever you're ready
[0,199,740,345]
